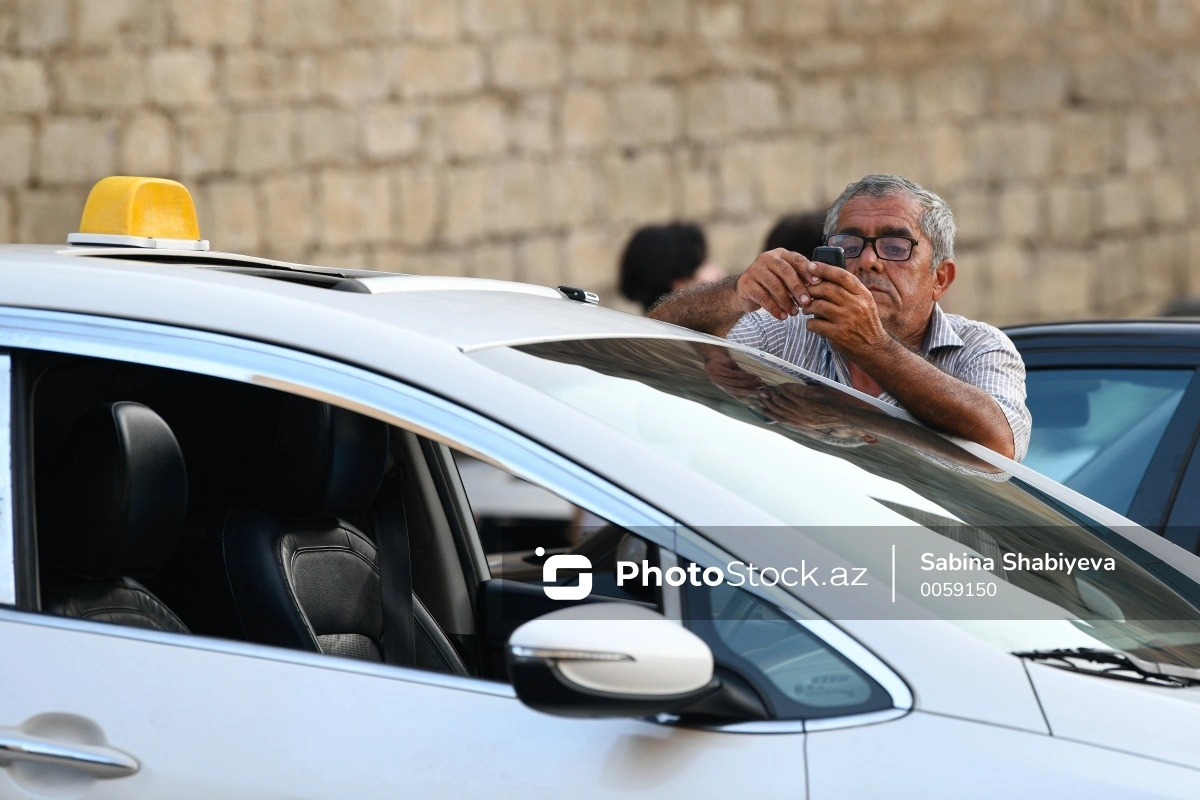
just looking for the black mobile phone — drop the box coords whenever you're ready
[812,246,845,269]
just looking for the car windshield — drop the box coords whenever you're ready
[471,337,1200,669]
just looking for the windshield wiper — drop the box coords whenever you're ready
[1013,647,1200,688]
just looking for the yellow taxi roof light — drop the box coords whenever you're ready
[67,176,209,251]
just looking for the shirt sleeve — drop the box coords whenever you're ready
[725,310,789,358]
[953,328,1032,462]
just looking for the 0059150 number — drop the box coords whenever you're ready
[920,582,997,598]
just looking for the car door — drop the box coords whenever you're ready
[0,311,809,799]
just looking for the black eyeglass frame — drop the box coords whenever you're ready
[823,233,920,262]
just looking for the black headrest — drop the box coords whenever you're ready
[42,402,188,580]
[267,397,388,519]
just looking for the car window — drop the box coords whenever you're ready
[1023,368,1193,515]
[683,581,891,720]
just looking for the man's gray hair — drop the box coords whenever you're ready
[824,174,956,269]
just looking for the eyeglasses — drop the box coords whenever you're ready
[824,233,918,262]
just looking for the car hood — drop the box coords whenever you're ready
[1027,661,1200,770]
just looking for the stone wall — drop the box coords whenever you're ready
[2,0,1200,323]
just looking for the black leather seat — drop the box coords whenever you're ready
[221,398,468,675]
[40,402,190,633]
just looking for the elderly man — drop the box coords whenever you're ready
[650,174,1030,461]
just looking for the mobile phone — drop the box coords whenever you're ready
[812,246,845,269]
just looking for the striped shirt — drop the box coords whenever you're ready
[726,304,1032,461]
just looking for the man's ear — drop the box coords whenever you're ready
[931,258,955,301]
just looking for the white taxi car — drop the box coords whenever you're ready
[3,177,1200,798]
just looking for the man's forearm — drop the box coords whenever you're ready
[857,340,1017,459]
[648,276,746,337]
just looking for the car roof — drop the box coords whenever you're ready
[1005,319,1200,352]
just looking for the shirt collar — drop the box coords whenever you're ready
[921,303,962,355]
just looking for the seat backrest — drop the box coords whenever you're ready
[39,402,190,633]
[221,397,467,674]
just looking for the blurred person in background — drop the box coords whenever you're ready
[618,223,725,313]
[651,174,1030,462]
[763,210,827,258]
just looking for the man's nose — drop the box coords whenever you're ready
[854,241,886,274]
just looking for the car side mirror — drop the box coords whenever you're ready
[507,603,718,719]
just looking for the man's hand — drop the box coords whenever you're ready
[733,249,814,320]
[696,345,765,399]
[796,261,891,358]
[755,383,877,443]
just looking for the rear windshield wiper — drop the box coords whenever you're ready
[1013,647,1200,688]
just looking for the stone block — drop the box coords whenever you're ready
[998,183,1040,241]
[1071,56,1135,105]
[76,0,168,47]
[317,49,388,106]
[846,74,909,126]
[335,0,404,43]
[1146,172,1188,226]
[568,42,633,84]
[1123,113,1162,174]
[747,0,831,37]
[364,104,425,161]
[630,42,712,81]
[17,0,69,50]
[492,37,563,91]
[37,117,116,185]
[382,249,467,277]
[222,52,313,106]
[233,109,294,174]
[1093,239,1140,315]
[636,0,691,36]
[485,161,548,235]
[16,188,81,244]
[167,0,254,46]
[55,54,144,111]
[0,122,34,186]
[0,59,49,113]
[547,159,603,228]
[260,175,314,251]
[260,0,341,49]
[463,0,532,36]
[1056,111,1117,178]
[0,193,10,243]
[674,150,716,219]
[913,66,987,121]
[1161,108,1200,170]
[179,110,231,178]
[401,44,485,98]
[605,152,674,222]
[995,63,1068,113]
[442,165,489,243]
[925,125,970,188]
[697,2,744,38]
[410,0,462,40]
[307,247,370,270]
[939,245,989,322]
[613,84,681,146]
[147,50,217,109]
[517,236,563,286]
[200,180,262,254]
[786,78,847,133]
[717,144,762,215]
[1099,177,1144,233]
[946,187,994,247]
[1046,182,1094,246]
[466,242,518,280]
[298,107,360,166]
[562,89,609,151]
[120,114,175,177]
[708,218,771,276]
[1030,248,1093,319]
[758,138,818,210]
[685,78,782,142]
[320,170,390,246]
[966,120,1053,181]
[980,244,1036,326]
[789,40,868,72]
[512,93,555,154]
[563,227,612,289]
[391,165,440,246]
[440,97,508,160]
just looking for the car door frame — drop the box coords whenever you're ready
[1013,331,1200,533]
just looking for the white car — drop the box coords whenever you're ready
[3,177,1200,798]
